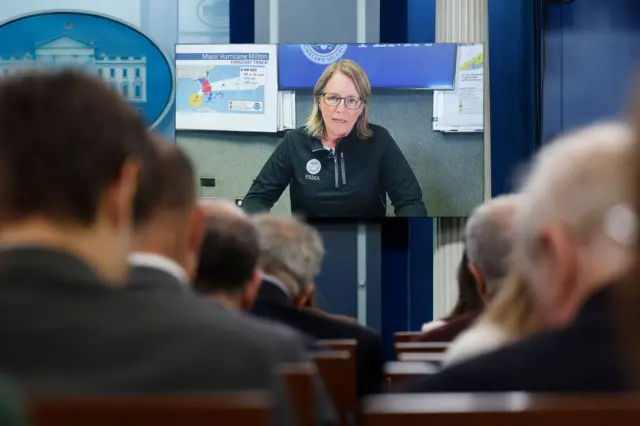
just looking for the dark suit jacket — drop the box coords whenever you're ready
[129,264,337,426]
[129,264,325,353]
[414,310,481,342]
[0,247,297,426]
[252,279,385,396]
[403,285,629,393]
[128,264,188,294]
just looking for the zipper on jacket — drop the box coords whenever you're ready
[340,152,346,185]
[333,151,339,188]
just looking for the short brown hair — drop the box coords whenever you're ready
[136,139,197,220]
[305,59,373,140]
[195,211,260,294]
[0,69,154,226]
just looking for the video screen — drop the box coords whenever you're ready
[175,43,485,219]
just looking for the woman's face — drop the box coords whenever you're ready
[319,72,364,140]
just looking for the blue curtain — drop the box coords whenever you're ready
[488,0,538,196]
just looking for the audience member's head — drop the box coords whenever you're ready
[516,122,636,329]
[465,194,523,304]
[444,249,483,320]
[0,69,154,283]
[194,199,262,310]
[252,214,324,307]
[131,137,204,281]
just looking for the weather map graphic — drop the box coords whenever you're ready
[175,45,277,132]
[176,64,265,114]
[460,51,484,71]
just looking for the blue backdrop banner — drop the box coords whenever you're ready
[278,43,457,90]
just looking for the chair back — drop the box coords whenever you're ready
[362,393,640,426]
[397,352,445,366]
[278,362,316,426]
[393,332,422,344]
[384,362,438,391]
[318,339,358,362]
[311,351,357,426]
[28,393,271,426]
[395,342,448,359]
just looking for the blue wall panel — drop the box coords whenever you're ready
[488,0,538,195]
[407,0,435,43]
[380,219,410,360]
[380,0,407,44]
[378,1,436,359]
[229,0,253,43]
[408,218,434,330]
[542,0,640,142]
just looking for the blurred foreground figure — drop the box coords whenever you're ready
[404,122,637,393]
[0,70,296,426]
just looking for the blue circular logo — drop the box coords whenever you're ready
[0,11,175,130]
[300,44,348,65]
[253,102,261,111]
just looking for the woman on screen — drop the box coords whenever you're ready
[241,59,427,218]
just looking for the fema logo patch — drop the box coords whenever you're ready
[306,159,321,175]
[300,44,348,65]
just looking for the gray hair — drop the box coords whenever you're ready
[516,121,635,278]
[465,194,523,298]
[251,214,325,294]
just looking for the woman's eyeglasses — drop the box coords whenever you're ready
[321,93,363,110]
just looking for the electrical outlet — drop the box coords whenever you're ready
[200,177,216,187]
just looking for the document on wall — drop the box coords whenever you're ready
[175,44,279,132]
[433,43,485,133]
[456,44,484,116]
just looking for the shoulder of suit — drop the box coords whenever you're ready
[304,308,381,339]
[239,310,303,343]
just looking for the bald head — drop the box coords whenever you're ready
[513,121,637,328]
[465,194,523,300]
[200,198,246,225]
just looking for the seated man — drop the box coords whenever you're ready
[194,199,338,426]
[127,140,334,425]
[250,214,385,396]
[404,122,636,393]
[417,195,523,362]
[417,195,521,343]
[195,199,323,352]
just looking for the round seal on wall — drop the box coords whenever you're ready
[300,44,348,65]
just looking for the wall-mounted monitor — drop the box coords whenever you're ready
[175,43,486,219]
[278,43,457,90]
